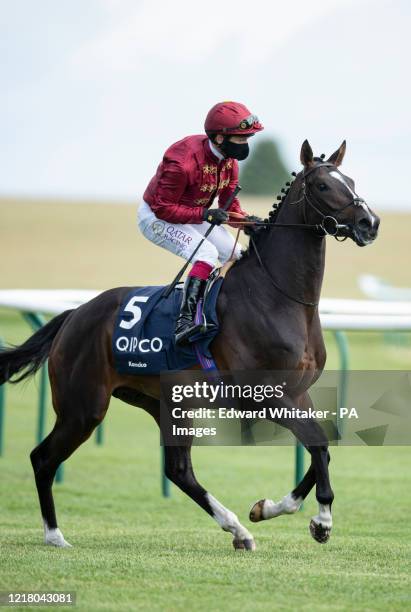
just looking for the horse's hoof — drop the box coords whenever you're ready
[249,499,265,522]
[309,519,331,544]
[45,538,72,547]
[232,537,256,551]
[44,527,72,548]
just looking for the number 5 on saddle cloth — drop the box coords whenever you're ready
[112,271,222,375]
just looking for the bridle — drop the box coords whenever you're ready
[231,161,369,239]
[296,161,369,240]
[242,161,370,307]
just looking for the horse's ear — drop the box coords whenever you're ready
[300,139,314,167]
[327,140,346,167]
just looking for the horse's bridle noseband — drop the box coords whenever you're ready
[299,162,368,240]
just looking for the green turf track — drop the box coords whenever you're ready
[0,313,410,611]
[0,201,410,610]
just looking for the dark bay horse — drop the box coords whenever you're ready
[0,140,379,550]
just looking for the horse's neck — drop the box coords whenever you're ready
[256,184,326,307]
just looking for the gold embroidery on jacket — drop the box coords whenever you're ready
[221,160,233,171]
[194,197,210,205]
[202,164,217,175]
[200,183,217,192]
[218,178,230,190]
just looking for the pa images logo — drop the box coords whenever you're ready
[151,220,165,236]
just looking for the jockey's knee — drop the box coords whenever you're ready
[194,242,219,268]
[219,242,242,264]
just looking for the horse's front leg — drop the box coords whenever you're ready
[307,441,333,543]
[250,451,332,541]
[288,414,333,543]
[163,444,255,550]
[250,392,314,523]
[250,393,333,543]
[250,475,308,522]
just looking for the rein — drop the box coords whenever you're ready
[249,235,319,307]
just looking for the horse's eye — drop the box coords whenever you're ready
[318,183,328,191]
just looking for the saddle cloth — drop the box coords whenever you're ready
[112,277,223,375]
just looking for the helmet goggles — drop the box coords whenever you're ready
[220,114,262,134]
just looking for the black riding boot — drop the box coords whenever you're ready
[174,276,206,346]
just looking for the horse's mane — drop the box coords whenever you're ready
[239,170,297,258]
[239,157,325,259]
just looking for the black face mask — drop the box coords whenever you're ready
[219,138,249,161]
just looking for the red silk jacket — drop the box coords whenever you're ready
[143,135,246,224]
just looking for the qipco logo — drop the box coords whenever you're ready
[116,336,163,353]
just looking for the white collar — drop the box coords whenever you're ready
[208,139,225,162]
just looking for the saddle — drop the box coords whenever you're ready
[111,264,233,376]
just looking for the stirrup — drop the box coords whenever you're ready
[175,322,203,346]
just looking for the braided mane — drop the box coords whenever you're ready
[240,169,298,256]
[241,157,326,255]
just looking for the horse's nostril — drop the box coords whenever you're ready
[358,217,371,231]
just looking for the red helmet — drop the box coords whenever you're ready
[204,101,264,136]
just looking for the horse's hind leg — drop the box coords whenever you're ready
[164,444,256,551]
[113,389,256,551]
[30,386,109,547]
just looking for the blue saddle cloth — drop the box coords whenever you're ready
[112,279,223,375]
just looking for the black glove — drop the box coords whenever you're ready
[203,208,229,225]
[243,215,265,236]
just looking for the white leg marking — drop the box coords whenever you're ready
[262,492,303,519]
[43,519,72,547]
[311,503,332,528]
[206,493,253,541]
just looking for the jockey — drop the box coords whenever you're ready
[138,101,264,345]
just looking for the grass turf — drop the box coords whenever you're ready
[0,199,410,610]
[0,371,410,611]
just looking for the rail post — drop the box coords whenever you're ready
[161,438,170,498]
[295,442,305,486]
[0,338,5,456]
[333,330,350,438]
[95,424,104,445]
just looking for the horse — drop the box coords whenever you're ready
[0,140,379,550]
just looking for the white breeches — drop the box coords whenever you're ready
[137,200,242,268]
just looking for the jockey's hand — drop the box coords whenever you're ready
[243,215,265,236]
[203,208,229,225]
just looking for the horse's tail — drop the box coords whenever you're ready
[0,309,74,385]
